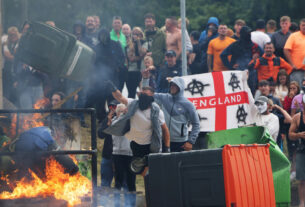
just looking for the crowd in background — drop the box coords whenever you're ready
[2,12,305,206]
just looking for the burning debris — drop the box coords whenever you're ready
[0,157,91,207]
[0,127,92,207]
[10,97,49,138]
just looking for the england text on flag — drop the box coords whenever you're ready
[182,71,259,132]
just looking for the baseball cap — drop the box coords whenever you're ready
[255,96,269,104]
[165,50,176,57]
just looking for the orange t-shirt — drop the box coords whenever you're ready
[207,36,236,71]
[284,31,305,70]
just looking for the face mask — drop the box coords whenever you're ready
[256,102,268,114]
[138,93,154,111]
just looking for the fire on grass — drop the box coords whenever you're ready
[0,156,92,207]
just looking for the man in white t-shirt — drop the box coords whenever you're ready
[251,19,271,50]
[124,97,165,146]
[109,83,170,157]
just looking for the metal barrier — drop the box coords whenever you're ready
[0,108,97,207]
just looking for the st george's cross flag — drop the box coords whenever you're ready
[182,70,258,132]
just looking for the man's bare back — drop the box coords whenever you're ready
[166,28,182,58]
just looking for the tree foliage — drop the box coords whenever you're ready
[2,0,305,33]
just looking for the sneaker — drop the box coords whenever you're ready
[290,171,296,181]
[130,157,146,174]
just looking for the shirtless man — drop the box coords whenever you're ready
[166,17,182,59]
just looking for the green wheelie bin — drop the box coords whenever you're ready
[207,126,291,207]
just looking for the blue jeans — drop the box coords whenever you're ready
[100,158,113,187]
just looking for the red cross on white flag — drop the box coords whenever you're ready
[183,71,257,132]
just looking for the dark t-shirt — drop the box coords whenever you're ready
[271,30,291,60]
[189,43,203,74]
[297,112,305,153]
[156,63,182,93]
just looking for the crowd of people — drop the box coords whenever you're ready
[2,13,305,206]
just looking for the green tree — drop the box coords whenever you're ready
[2,0,304,33]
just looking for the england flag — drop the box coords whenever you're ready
[182,70,259,132]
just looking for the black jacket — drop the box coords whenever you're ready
[156,63,182,93]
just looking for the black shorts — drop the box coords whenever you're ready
[130,141,150,157]
[296,152,305,181]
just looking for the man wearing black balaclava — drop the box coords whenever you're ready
[220,26,262,94]
[85,28,125,122]
[105,81,170,158]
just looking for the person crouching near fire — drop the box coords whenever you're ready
[103,81,170,175]
[14,126,78,179]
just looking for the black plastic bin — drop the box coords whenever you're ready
[146,149,225,207]
[15,21,94,82]
[16,21,76,75]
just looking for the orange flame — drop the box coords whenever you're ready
[9,98,50,137]
[0,157,92,206]
[69,155,78,164]
[33,98,50,110]
[1,142,8,148]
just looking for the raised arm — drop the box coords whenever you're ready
[273,104,292,124]
[107,81,128,105]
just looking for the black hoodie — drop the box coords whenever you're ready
[93,28,125,85]
[72,21,94,48]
